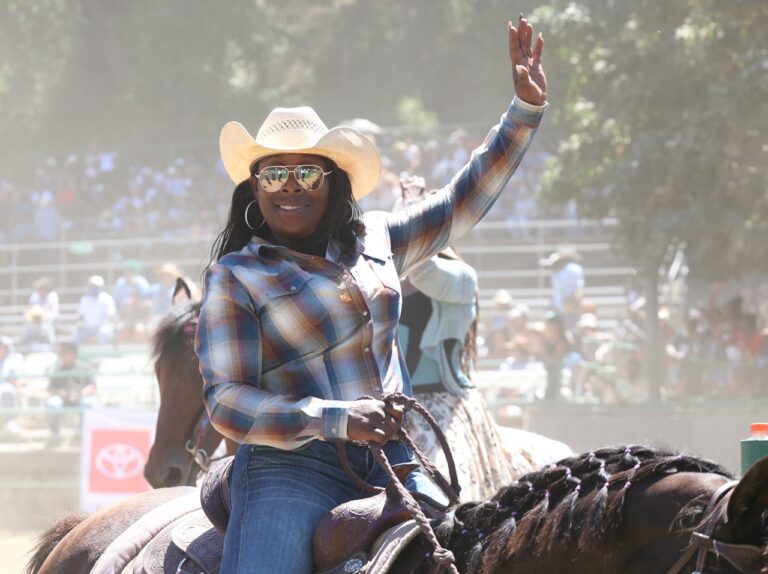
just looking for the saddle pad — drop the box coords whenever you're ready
[133,515,188,574]
[171,510,224,574]
[90,491,200,574]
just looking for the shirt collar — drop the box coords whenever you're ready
[356,235,389,263]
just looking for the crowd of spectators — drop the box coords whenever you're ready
[2,126,764,423]
[12,261,200,354]
[483,284,768,404]
[0,263,200,440]
[0,127,573,244]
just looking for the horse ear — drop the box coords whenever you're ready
[172,277,192,305]
[727,455,768,523]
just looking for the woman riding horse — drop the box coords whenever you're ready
[29,446,768,573]
[195,14,547,574]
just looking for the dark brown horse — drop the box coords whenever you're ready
[143,280,236,488]
[391,446,768,573]
[27,446,768,573]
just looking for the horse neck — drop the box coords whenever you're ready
[428,450,736,574]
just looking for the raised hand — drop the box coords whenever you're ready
[509,14,547,106]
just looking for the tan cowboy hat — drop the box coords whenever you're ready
[156,262,183,278]
[219,106,382,200]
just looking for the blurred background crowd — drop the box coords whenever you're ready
[1,5,767,565]
[0,132,566,244]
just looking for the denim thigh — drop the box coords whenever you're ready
[220,440,372,574]
[220,439,445,574]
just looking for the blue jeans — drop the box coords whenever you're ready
[220,439,442,574]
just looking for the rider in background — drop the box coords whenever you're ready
[196,16,547,574]
[396,176,558,499]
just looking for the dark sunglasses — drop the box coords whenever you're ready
[251,165,332,193]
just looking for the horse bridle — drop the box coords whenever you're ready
[667,480,765,573]
[177,314,223,486]
[182,406,222,485]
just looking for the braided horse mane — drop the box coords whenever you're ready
[433,446,733,572]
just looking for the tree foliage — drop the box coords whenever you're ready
[535,0,768,279]
[1,1,765,282]
[0,0,518,157]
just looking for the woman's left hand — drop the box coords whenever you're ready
[509,15,547,106]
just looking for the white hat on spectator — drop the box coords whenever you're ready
[578,313,598,330]
[88,275,105,288]
[492,289,513,307]
[508,304,531,320]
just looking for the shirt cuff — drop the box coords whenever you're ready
[507,96,548,127]
[512,95,549,112]
[319,402,350,441]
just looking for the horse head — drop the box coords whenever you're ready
[144,278,226,488]
[702,455,768,573]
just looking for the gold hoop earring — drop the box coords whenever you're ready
[244,200,267,231]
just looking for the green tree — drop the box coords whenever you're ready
[537,0,768,278]
[0,1,78,157]
[535,0,768,397]
[0,1,530,159]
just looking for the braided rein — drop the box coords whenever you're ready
[337,392,462,574]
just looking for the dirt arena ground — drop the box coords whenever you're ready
[1,531,38,574]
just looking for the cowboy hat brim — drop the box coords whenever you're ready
[220,121,382,201]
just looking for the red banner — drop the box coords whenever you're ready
[88,428,152,493]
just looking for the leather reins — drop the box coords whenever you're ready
[177,314,224,486]
[337,393,462,573]
[182,407,222,486]
[667,480,765,573]
[337,393,461,507]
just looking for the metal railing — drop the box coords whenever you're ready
[0,217,625,306]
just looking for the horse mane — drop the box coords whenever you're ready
[25,514,86,574]
[150,300,201,363]
[438,446,733,571]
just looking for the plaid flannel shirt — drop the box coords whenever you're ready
[196,97,546,449]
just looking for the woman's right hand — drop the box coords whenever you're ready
[509,15,547,106]
[346,399,404,445]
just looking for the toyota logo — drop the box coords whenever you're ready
[94,443,145,480]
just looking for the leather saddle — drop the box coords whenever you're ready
[93,454,429,574]
[129,504,422,574]
[133,509,224,574]
[195,455,428,573]
[143,455,432,573]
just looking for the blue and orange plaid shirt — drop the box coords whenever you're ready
[196,97,546,449]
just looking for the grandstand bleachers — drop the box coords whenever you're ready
[0,218,633,344]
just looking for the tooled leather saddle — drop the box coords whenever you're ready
[110,455,437,574]
[115,395,460,574]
